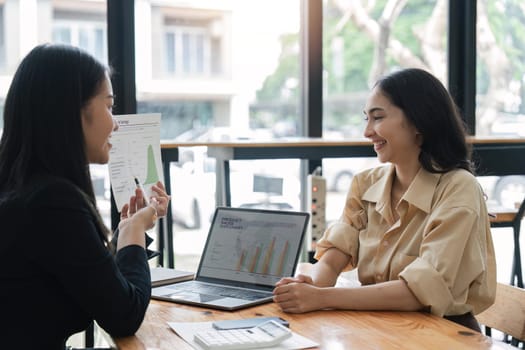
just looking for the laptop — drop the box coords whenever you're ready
[152,206,309,310]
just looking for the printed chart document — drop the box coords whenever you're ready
[109,113,164,211]
[168,321,318,350]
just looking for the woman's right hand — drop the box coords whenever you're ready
[117,198,159,250]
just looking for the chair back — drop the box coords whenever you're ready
[476,283,525,342]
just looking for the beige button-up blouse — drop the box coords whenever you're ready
[315,165,496,317]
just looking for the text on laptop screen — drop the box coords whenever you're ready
[198,208,308,286]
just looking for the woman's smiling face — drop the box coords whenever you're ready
[363,86,421,166]
[81,73,118,164]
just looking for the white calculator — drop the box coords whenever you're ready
[193,319,292,350]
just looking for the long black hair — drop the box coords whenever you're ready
[0,43,108,198]
[375,68,473,173]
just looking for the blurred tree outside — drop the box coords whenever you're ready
[252,0,525,137]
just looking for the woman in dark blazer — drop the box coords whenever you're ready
[0,44,170,349]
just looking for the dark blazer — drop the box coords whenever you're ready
[0,175,151,349]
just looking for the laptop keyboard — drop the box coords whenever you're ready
[169,282,272,300]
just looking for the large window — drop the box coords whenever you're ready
[133,1,301,270]
[1,0,518,272]
[473,1,525,220]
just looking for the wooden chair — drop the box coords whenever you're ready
[489,197,525,287]
[477,283,525,347]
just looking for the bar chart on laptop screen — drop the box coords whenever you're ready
[235,235,290,275]
[200,211,305,282]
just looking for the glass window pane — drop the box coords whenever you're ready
[78,28,89,51]
[136,1,300,142]
[182,32,191,73]
[322,0,446,139]
[195,34,204,73]
[165,32,176,73]
[211,37,222,75]
[53,27,72,45]
[476,0,525,138]
[95,28,104,58]
[229,159,301,212]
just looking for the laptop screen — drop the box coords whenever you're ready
[197,207,309,287]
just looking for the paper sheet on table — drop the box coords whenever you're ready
[168,321,319,350]
[108,113,164,211]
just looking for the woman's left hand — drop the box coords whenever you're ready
[273,282,324,313]
[148,181,170,217]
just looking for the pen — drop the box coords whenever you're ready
[134,177,150,205]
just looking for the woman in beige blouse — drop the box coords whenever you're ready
[272,68,496,332]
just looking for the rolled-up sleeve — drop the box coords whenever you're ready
[314,176,368,271]
[315,221,359,270]
[399,204,496,316]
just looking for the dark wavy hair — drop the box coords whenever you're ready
[0,44,110,236]
[375,68,473,174]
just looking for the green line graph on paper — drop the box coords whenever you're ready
[144,144,159,185]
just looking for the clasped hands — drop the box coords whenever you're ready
[273,274,324,313]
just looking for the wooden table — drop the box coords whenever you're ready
[110,300,514,349]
